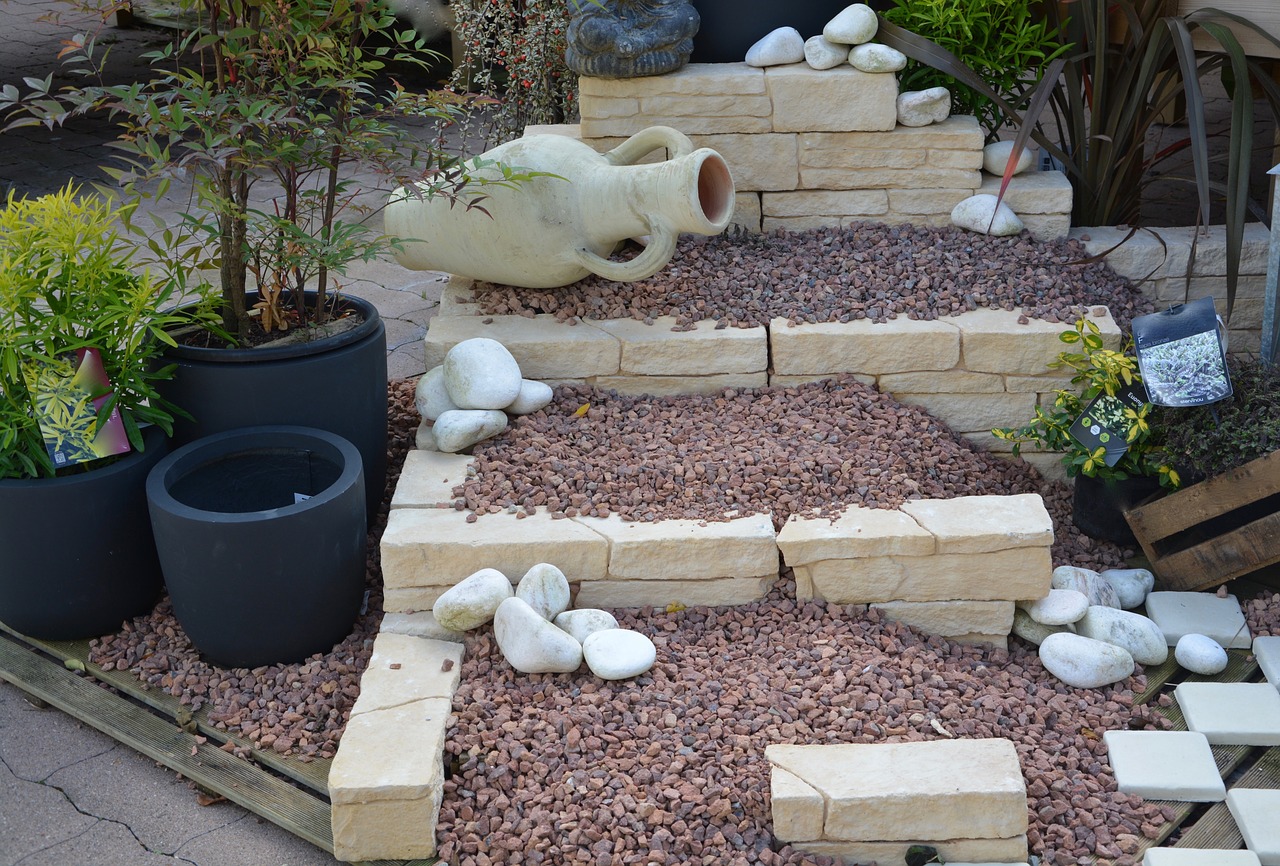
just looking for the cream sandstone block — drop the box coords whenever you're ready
[594,372,768,396]
[1072,226,1181,281]
[765,65,898,133]
[798,116,982,152]
[1020,213,1072,242]
[769,317,960,375]
[329,697,453,861]
[573,576,775,609]
[762,190,889,217]
[381,508,609,591]
[950,633,1010,649]
[770,766,826,842]
[687,132,800,191]
[801,148,927,169]
[977,170,1073,214]
[384,586,448,613]
[762,214,849,232]
[770,373,877,387]
[795,836,1029,866]
[578,63,768,99]
[732,191,762,232]
[887,188,976,214]
[765,739,1027,842]
[572,512,778,580]
[423,314,620,379]
[350,634,464,716]
[1186,274,1268,301]
[590,317,767,375]
[871,600,1016,636]
[878,370,1005,394]
[955,306,1120,374]
[776,506,935,565]
[797,546,1053,603]
[389,450,474,509]
[801,166,982,191]
[893,392,1038,433]
[378,611,465,643]
[438,276,479,316]
[928,149,984,170]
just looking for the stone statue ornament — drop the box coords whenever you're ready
[385,126,733,289]
[564,0,700,79]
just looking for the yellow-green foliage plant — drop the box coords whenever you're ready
[992,317,1181,488]
[0,184,210,480]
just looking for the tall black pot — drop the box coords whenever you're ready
[156,292,387,523]
[0,425,168,640]
[1072,473,1163,547]
[146,426,366,668]
[690,0,891,63]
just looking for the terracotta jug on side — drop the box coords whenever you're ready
[385,126,734,288]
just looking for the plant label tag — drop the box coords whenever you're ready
[1068,381,1148,467]
[1132,296,1233,407]
[24,348,131,469]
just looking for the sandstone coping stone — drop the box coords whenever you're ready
[895,392,1038,433]
[766,738,1027,842]
[424,314,620,379]
[770,765,825,842]
[687,132,800,190]
[777,505,935,564]
[1020,213,1072,242]
[379,611,465,643]
[381,508,609,592]
[878,370,1006,394]
[956,306,1120,374]
[765,64,898,133]
[977,170,1073,214]
[594,372,768,396]
[795,547,1053,603]
[350,634,463,717]
[572,512,778,581]
[872,600,1015,636]
[574,576,775,609]
[899,493,1054,554]
[590,317,768,374]
[329,697,452,861]
[579,63,768,99]
[439,277,480,316]
[762,190,889,217]
[769,316,960,375]
[801,166,982,192]
[390,450,474,509]
[795,837,1029,866]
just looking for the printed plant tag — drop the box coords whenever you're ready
[1068,381,1148,468]
[1132,296,1232,407]
[25,348,131,469]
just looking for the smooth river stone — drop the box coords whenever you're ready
[982,140,1034,176]
[896,87,951,127]
[583,629,657,680]
[414,365,458,422]
[1076,606,1169,666]
[804,35,848,70]
[1020,588,1089,626]
[494,596,583,674]
[824,3,878,45]
[516,562,571,621]
[554,608,619,644]
[1052,565,1121,609]
[443,337,523,410]
[848,42,905,73]
[1176,633,1229,675]
[745,27,805,67]
[431,409,508,453]
[415,420,438,451]
[951,194,1023,237]
[432,567,513,631]
[505,379,553,415]
[1013,608,1074,647]
[1040,632,1136,689]
[1101,568,1156,609]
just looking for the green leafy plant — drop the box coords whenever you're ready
[0,184,211,480]
[879,0,1068,141]
[993,317,1180,487]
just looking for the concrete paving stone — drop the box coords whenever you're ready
[12,817,185,866]
[387,344,427,380]
[1102,730,1225,801]
[1144,591,1253,648]
[1143,849,1261,866]
[1227,788,1280,866]
[0,749,99,864]
[1255,635,1280,692]
[1174,682,1280,746]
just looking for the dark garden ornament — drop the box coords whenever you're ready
[565,0,700,78]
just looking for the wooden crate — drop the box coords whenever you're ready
[1124,450,1280,591]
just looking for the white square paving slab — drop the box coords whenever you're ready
[1227,788,1280,866]
[1174,682,1280,745]
[1102,730,1225,801]
[1255,636,1280,692]
[1145,591,1252,648]
[1144,849,1261,866]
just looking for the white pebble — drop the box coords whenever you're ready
[1020,588,1089,626]
[1052,565,1122,609]
[554,608,619,644]
[848,43,905,73]
[505,379,554,415]
[1076,606,1169,666]
[582,629,657,680]
[1100,567,1155,609]
[443,337,523,410]
[1039,632,1136,689]
[1175,633,1229,675]
[432,567,513,631]
[431,409,508,453]
[516,562,571,621]
[494,596,583,674]
[414,365,458,422]
[981,140,1034,176]
[951,194,1023,237]
[896,87,951,127]
[824,3,879,45]
[745,27,805,67]
[803,35,848,70]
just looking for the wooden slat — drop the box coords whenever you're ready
[1150,513,1280,591]
[1125,451,1280,541]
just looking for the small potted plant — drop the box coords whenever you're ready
[993,317,1181,546]
[0,184,211,640]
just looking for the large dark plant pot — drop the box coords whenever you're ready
[1072,473,1163,547]
[146,426,366,668]
[156,292,387,523]
[0,425,168,640]
[690,0,889,63]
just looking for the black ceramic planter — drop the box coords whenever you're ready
[1072,473,1163,547]
[156,293,387,523]
[690,0,889,63]
[0,425,168,640]
[146,426,366,668]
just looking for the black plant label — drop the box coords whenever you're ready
[1069,381,1149,467]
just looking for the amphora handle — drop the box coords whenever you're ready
[601,125,696,165]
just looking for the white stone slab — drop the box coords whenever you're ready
[1143,849,1261,866]
[1145,591,1252,648]
[1102,730,1225,801]
[1227,788,1280,866]
[1255,635,1280,692]
[1175,682,1280,746]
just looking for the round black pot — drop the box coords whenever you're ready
[156,293,387,524]
[0,425,168,640]
[146,426,366,668]
[1072,473,1163,547]
[690,0,891,63]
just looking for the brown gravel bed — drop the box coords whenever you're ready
[470,224,1154,332]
